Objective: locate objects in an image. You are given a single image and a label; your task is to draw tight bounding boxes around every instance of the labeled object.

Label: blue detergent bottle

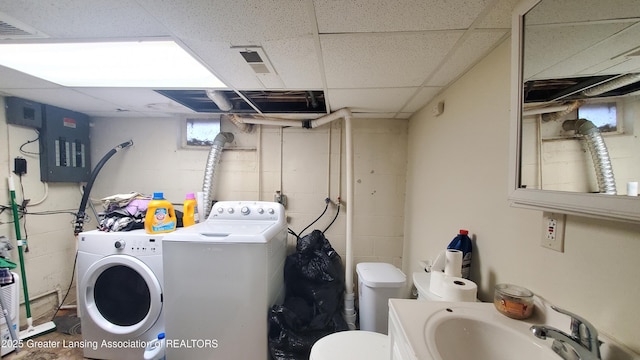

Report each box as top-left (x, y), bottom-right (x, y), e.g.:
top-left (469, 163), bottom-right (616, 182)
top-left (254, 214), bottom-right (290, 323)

top-left (447, 229), bottom-right (472, 279)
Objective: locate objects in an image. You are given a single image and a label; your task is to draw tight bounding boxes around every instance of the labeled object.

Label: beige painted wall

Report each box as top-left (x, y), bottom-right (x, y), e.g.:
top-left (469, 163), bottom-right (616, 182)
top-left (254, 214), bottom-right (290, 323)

top-left (403, 38), bottom-right (640, 353)
top-left (0, 97), bottom-right (79, 324)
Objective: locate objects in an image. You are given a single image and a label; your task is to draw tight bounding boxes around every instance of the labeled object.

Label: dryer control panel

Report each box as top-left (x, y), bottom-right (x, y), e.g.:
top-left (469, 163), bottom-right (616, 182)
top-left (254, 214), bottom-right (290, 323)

top-left (78, 230), bottom-right (163, 256)
top-left (114, 237), bottom-right (162, 255)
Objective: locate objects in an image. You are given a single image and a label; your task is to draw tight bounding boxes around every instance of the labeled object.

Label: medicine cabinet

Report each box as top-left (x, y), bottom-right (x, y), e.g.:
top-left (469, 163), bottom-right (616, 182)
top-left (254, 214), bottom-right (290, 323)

top-left (509, 0), bottom-right (640, 222)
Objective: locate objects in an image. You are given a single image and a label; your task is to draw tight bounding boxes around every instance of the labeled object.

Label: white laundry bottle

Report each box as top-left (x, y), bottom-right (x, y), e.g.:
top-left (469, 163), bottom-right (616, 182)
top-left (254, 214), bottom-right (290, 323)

top-left (144, 332), bottom-right (166, 360)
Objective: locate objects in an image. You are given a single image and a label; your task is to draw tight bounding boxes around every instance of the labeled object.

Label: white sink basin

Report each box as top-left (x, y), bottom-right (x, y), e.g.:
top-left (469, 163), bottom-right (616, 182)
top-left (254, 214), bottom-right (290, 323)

top-left (388, 299), bottom-right (640, 360)
top-left (424, 305), bottom-right (557, 360)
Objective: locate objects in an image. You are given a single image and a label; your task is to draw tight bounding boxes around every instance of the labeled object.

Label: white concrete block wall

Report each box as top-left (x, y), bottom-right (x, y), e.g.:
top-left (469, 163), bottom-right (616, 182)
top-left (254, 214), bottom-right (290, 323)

top-left (0, 97), bottom-right (80, 325)
top-left (89, 115), bottom-right (408, 271)
top-left (2, 101), bottom-right (408, 322)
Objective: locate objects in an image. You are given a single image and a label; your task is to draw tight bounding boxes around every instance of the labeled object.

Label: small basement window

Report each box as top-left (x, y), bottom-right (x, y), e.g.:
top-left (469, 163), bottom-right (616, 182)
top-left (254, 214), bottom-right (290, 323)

top-left (577, 102), bottom-right (619, 133)
top-left (183, 117), bottom-right (221, 147)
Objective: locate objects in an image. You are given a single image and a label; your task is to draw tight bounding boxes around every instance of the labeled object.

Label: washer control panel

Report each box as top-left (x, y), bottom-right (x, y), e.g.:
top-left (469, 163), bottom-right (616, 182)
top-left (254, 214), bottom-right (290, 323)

top-left (209, 201), bottom-right (283, 221)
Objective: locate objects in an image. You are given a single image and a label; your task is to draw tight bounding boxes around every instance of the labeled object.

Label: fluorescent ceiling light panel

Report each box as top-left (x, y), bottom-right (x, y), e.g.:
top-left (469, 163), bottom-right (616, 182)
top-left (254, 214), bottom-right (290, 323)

top-left (0, 40), bottom-right (227, 88)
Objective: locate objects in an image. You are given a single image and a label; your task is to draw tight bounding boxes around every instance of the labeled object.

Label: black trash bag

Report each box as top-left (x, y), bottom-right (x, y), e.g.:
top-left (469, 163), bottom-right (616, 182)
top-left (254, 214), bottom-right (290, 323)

top-left (294, 230), bottom-right (342, 282)
top-left (269, 230), bottom-right (349, 360)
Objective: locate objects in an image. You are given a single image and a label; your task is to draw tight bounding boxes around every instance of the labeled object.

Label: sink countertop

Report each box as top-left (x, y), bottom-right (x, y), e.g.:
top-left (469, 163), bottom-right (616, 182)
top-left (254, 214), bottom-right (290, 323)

top-left (388, 298), bottom-right (640, 360)
top-left (388, 299), bottom-right (549, 360)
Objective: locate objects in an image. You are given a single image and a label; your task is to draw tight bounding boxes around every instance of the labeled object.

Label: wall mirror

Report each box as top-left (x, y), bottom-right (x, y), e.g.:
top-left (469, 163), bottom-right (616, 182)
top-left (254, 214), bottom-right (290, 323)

top-left (509, 0), bottom-right (640, 222)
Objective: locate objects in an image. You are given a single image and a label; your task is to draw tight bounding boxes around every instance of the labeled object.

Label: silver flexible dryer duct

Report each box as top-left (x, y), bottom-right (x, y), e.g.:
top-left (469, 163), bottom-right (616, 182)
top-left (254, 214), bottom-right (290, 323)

top-left (562, 119), bottom-right (617, 195)
top-left (202, 132), bottom-right (235, 218)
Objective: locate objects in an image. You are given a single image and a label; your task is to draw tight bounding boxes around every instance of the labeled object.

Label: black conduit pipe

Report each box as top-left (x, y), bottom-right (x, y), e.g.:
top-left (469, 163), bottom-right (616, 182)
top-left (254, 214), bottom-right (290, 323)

top-left (74, 140), bottom-right (134, 235)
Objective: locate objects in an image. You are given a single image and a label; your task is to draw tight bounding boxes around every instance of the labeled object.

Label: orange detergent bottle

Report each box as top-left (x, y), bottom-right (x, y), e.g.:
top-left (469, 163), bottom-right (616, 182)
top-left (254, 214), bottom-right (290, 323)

top-left (144, 192), bottom-right (177, 234)
top-left (182, 193), bottom-right (198, 227)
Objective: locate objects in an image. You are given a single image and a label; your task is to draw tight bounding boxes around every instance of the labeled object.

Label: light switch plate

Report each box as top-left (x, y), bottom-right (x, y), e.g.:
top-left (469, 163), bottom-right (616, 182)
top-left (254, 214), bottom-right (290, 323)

top-left (541, 212), bottom-right (565, 252)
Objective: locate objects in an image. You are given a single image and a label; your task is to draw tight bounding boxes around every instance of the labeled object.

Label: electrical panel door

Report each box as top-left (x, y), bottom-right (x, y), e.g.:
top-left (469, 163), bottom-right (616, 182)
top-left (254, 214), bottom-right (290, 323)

top-left (39, 105), bottom-right (91, 182)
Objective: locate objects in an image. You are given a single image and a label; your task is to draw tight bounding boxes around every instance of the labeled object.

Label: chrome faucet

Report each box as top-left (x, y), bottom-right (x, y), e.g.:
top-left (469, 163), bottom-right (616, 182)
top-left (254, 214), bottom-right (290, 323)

top-left (530, 306), bottom-right (601, 360)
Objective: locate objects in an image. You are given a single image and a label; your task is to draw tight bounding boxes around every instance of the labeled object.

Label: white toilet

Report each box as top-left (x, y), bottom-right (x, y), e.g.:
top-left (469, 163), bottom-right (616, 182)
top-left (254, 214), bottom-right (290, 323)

top-left (309, 330), bottom-right (389, 360)
top-left (413, 270), bottom-right (479, 302)
top-left (310, 267), bottom-right (479, 360)
top-left (413, 270), bottom-right (444, 300)
top-left (310, 262), bottom-right (406, 360)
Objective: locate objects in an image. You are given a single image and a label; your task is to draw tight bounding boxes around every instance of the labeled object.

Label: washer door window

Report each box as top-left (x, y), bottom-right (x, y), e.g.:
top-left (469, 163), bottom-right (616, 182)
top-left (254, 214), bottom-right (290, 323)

top-left (81, 255), bottom-right (162, 336)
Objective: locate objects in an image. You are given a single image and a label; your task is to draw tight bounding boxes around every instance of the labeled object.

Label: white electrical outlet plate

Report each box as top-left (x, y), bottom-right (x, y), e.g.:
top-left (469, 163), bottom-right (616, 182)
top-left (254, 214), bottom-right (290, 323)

top-left (541, 212), bottom-right (565, 252)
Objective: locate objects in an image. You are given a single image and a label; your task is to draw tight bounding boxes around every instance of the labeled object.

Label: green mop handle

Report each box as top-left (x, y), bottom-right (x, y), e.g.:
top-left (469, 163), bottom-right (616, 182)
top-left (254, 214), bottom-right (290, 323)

top-left (8, 175), bottom-right (31, 319)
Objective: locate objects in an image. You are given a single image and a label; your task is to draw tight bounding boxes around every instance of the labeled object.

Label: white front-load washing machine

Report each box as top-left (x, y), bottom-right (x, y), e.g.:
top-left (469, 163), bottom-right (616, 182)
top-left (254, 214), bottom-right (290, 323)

top-left (77, 229), bottom-right (164, 360)
top-left (162, 201), bottom-right (288, 360)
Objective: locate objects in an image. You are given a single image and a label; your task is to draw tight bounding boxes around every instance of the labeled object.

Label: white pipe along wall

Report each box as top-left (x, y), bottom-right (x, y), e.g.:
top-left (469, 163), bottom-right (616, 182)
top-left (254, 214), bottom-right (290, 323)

top-left (230, 108), bottom-right (357, 329)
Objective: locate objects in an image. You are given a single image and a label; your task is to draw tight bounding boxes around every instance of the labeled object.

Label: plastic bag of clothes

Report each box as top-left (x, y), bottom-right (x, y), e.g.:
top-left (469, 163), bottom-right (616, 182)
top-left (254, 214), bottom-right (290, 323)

top-left (268, 230), bottom-right (348, 360)
top-left (98, 192), bottom-right (149, 231)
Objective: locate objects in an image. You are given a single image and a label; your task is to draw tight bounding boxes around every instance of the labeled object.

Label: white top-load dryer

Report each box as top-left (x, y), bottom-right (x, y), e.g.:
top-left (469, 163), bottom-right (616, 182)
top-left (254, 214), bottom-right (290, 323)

top-left (161, 201), bottom-right (288, 360)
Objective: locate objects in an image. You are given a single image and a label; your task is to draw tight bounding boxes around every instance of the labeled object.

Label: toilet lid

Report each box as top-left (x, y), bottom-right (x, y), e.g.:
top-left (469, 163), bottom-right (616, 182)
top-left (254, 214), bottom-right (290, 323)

top-left (310, 331), bottom-right (389, 360)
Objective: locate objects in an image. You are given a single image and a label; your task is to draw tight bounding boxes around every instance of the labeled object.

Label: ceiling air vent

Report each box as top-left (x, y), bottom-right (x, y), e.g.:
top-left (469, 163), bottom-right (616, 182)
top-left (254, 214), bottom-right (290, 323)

top-left (236, 46), bottom-right (274, 74)
top-left (232, 46), bottom-right (284, 88)
top-left (0, 13), bottom-right (48, 39)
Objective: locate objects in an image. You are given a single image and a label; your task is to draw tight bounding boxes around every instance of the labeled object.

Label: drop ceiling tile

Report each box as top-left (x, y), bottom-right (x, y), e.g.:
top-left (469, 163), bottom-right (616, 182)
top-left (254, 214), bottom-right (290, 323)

top-left (4, 88), bottom-right (125, 114)
top-left (595, 58), bottom-right (640, 75)
top-left (0, 0), bottom-right (168, 38)
top-left (327, 88), bottom-right (417, 113)
top-left (180, 39), bottom-right (266, 89)
top-left (524, 22), bottom-right (631, 80)
top-left (525, 0), bottom-right (640, 25)
top-left (580, 57), bottom-right (640, 76)
top-left (73, 88), bottom-right (195, 113)
top-left (0, 65), bottom-right (60, 89)
top-left (536, 22), bottom-right (640, 78)
top-left (261, 37), bottom-right (323, 89)
top-left (476, 0), bottom-right (520, 29)
top-left (321, 31), bottom-right (463, 88)
top-left (427, 30), bottom-right (507, 86)
top-left (136, 0), bottom-right (313, 43)
top-left (402, 87), bottom-right (442, 113)
top-left (313, 0), bottom-right (488, 33)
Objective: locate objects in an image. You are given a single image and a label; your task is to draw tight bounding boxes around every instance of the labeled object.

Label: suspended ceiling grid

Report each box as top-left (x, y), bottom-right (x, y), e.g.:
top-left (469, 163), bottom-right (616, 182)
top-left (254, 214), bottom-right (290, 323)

top-left (0, 0), bottom-right (518, 118)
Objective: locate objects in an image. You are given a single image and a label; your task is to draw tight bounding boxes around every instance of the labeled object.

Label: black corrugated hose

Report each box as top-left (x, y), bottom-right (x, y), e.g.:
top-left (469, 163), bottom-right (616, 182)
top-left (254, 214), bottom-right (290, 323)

top-left (74, 140), bottom-right (133, 235)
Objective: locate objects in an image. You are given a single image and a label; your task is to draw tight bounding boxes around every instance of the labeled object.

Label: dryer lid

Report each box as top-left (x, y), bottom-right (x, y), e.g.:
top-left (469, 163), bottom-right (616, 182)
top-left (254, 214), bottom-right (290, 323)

top-left (163, 219), bottom-right (285, 243)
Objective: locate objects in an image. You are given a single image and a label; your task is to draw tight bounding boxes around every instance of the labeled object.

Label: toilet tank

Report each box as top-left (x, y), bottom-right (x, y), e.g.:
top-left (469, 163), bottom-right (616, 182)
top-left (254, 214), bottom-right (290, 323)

top-left (413, 271), bottom-right (443, 301)
top-left (356, 262), bottom-right (406, 334)
top-left (412, 271), bottom-right (478, 302)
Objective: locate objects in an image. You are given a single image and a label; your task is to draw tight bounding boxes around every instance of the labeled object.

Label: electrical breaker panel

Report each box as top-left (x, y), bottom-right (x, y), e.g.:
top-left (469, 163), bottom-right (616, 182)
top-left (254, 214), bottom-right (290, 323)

top-left (5, 97), bottom-right (43, 129)
top-left (39, 105), bottom-right (91, 182)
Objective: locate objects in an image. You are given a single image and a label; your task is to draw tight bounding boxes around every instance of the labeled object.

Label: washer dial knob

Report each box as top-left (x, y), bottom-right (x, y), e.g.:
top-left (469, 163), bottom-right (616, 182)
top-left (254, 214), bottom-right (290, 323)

top-left (114, 240), bottom-right (126, 250)
top-left (241, 206), bottom-right (250, 215)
